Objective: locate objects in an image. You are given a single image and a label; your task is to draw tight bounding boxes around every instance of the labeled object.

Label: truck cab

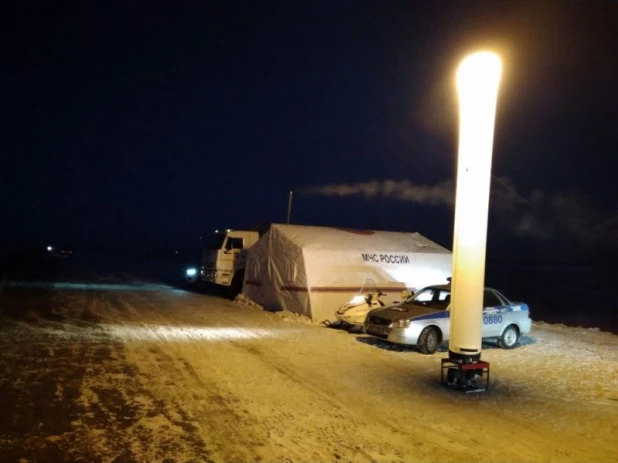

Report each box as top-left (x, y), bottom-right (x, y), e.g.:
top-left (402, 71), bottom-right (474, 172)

top-left (198, 229), bottom-right (260, 291)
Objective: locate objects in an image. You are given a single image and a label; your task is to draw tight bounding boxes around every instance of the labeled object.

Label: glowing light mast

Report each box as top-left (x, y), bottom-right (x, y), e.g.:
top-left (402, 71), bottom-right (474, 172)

top-left (447, 52), bottom-right (502, 385)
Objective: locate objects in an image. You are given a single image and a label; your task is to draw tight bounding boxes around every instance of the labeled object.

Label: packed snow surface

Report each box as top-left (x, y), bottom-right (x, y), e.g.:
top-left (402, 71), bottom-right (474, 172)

top-left (0, 261), bottom-right (617, 462)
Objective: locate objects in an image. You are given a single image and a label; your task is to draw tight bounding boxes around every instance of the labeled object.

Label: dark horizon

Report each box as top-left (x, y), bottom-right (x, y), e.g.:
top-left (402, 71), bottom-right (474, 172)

top-left (4, 1), bottom-right (618, 262)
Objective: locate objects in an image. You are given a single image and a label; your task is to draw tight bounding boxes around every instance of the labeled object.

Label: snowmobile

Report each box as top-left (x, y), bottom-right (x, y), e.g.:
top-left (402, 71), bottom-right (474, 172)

top-left (334, 290), bottom-right (388, 329)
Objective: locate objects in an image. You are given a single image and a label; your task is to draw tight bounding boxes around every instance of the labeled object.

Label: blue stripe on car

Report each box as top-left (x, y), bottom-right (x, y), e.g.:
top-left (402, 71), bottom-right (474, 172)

top-left (413, 312), bottom-right (450, 321)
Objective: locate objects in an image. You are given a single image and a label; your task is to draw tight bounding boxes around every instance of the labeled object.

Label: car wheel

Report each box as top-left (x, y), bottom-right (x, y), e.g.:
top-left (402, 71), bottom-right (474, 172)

top-left (418, 326), bottom-right (440, 355)
top-left (498, 325), bottom-right (520, 349)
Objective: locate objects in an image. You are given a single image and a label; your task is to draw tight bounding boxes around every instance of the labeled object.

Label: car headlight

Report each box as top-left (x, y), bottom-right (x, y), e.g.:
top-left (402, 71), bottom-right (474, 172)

top-left (186, 267), bottom-right (197, 277)
top-left (391, 319), bottom-right (411, 329)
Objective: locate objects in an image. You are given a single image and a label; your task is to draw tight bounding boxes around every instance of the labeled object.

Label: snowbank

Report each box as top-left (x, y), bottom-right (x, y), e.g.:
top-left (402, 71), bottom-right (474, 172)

top-left (234, 293), bottom-right (315, 325)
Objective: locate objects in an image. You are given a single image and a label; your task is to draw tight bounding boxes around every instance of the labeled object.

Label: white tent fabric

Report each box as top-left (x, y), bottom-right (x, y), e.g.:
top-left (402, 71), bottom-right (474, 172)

top-left (243, 224), bottom-right (452, 322)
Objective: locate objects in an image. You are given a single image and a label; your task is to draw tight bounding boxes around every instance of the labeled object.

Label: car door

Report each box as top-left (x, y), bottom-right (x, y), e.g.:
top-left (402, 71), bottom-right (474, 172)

top-left (482, 289), bottom-right (507, 337)
top-left (493, 289), bottom-right (521, 329)
top-left (435, 288), bottom-right (452, 337)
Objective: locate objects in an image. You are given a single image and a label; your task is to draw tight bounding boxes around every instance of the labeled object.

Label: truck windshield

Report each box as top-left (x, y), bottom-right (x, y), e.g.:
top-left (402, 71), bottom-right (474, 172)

top-left (203, 233), bottom-right (226, 250)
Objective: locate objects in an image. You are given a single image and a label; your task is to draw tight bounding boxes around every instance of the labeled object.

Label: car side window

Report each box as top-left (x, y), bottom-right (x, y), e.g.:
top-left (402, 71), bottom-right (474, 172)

top-left (436, 290), bottom-right (451, 309)
top-left (483, 290), bottom-right (503, 308)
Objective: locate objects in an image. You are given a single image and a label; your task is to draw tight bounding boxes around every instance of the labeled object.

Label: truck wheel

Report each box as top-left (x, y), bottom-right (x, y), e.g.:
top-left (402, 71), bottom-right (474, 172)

top-left (498, 325), bottom-right (519, 349)
top-left (417, 327), bottom-right (440, 355)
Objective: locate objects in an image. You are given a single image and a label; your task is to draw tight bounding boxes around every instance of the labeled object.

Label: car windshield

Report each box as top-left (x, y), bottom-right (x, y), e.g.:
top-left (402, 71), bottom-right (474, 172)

top-left (408, 287), bottom-right (451, 310)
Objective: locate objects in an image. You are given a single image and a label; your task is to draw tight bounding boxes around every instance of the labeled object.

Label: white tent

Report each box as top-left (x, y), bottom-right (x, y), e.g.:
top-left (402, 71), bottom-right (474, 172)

top-left (242, 224), bottom-right (452, 322)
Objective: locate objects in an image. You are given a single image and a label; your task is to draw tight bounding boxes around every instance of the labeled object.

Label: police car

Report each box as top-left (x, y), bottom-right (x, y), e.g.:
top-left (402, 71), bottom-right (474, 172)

top-left (364, 284), bottom-right (531, 354)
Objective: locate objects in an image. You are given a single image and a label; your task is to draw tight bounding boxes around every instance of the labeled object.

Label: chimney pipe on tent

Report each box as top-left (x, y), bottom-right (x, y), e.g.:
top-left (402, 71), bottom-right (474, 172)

top-left (286, 191), bottom-right (293, 224)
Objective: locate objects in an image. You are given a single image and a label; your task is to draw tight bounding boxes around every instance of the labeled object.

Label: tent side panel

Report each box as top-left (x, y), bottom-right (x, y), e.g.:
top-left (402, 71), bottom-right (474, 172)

top-left (303, 249), bottom-right (406, 322)
top-left (268, 227), bottom-right (310, 315)
top-left (245, 225), bottom-right (452, 321)
top-left (242, 234), bottom-right (270, 307)
top-left (243, 226), bottom-right (310, 315)
top-left (410, 253), bottom-right (453, 290)
top-left (302, 249), bottom-right (452, 322)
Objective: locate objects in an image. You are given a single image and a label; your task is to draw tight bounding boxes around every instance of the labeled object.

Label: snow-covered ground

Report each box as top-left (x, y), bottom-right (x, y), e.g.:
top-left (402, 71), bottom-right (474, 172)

top-left (0, 256), bottom-right (617, 462)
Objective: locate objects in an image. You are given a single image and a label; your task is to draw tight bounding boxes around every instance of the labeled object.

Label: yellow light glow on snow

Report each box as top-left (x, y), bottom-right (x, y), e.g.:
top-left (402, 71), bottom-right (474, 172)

top-left (38, 324), bottom-right (294, 343)
top-left (105, 325), bottom-right (286, 342)
top-left (450, 52), bottom-right (502, 357)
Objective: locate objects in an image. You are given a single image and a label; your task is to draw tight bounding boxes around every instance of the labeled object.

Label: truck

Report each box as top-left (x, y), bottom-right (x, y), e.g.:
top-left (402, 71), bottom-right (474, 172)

top-left (184, 228), bottom-right (263, 294)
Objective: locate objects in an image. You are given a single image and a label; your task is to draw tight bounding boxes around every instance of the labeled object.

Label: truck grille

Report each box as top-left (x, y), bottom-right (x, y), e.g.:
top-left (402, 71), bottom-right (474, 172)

top-left (202, 262), bottom-right (215, 271)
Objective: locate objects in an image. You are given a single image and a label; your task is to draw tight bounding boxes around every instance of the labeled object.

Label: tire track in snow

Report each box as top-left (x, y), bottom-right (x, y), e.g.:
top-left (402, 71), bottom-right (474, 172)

top-left (0, 285), bottom-right (217, 462)
top-left (223, 339), bottom-right (484, 463)
top-left (97, 290), bottom-right (324, 461)
top-left (108, 290), bottom-right (471, 462)
top-left (101, 290), bottom-right (307, 462)
top-left (84, 291), bottom-right (217, 462)
top-left (136, 344), bottom-right (267, 463)
top-left (228, 341), bottom-right (396, 462)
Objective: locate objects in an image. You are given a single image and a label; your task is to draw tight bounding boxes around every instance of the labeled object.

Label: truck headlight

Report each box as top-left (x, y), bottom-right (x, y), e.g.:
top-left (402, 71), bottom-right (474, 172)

top-left (186, 267), bottom-right (197, 277)
top-left (392, 319), bottom-right (411, 329)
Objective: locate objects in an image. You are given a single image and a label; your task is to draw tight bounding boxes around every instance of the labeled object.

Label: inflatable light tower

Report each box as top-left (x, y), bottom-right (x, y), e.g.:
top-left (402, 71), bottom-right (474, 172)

top-left (442, 52), bottom-right (502, 392)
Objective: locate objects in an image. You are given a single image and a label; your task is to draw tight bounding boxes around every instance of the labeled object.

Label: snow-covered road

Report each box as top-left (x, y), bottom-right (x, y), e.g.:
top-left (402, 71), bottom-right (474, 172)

top-left (0, 255), bottom-right (616, 462)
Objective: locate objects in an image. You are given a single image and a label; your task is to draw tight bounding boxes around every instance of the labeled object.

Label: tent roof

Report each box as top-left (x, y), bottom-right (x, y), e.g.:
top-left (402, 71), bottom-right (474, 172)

top-left (270, 224), bottom-right (450, 253)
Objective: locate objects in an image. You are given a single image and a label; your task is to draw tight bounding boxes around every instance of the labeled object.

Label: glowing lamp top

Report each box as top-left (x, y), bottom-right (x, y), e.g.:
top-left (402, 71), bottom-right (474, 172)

top-left (456, 52), bottom-right (502, 93)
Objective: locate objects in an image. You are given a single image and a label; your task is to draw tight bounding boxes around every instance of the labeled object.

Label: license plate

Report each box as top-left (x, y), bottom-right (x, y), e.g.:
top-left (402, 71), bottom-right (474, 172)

top-left (368, 325), bottom-right (389, 336)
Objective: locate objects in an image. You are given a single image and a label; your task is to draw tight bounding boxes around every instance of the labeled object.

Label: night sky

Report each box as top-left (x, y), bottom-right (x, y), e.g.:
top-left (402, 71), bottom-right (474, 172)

top-left (4, 1), bottom-right (618, 261)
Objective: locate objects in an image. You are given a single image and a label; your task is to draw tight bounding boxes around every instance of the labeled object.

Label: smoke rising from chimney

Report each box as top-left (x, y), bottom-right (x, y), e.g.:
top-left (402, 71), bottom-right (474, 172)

top-left (298, 178), bottom-right (618, 249)
top-left (300, 180), bottom-right (455, 206)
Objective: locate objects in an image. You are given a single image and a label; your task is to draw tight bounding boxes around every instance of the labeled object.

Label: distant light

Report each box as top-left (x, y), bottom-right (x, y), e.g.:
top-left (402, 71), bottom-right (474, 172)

top-left (226, 229), bottom-right (232, 232)
top-left (186, 267), bottom-right (197, 277)
top-left (175, 250), bottom-right (179, 254)
top-left (47, 246), bottom-right (53, 252)
top-left (215, 229), bottom-right (219, 233)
